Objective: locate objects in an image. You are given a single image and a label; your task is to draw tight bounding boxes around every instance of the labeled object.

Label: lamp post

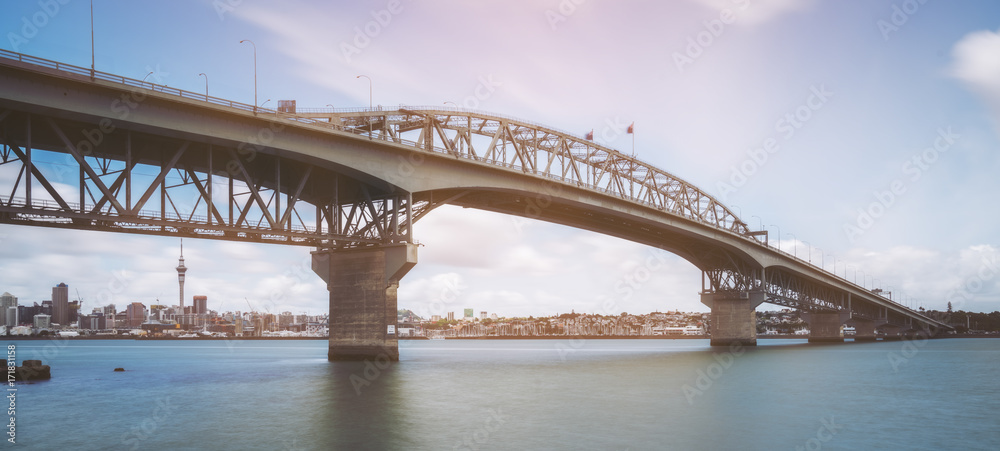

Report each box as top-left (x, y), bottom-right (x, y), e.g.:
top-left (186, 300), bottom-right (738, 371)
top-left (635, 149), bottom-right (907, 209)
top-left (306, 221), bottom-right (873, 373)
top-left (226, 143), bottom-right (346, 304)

top-left (731, 204), bottom-right (742, 219)
top-left (198, 73), bottom-right (208, 101)
top-left (802, 241), bottom-right (811, 264)
top-left (444, 101), bottom-right (458, 108)
top-left (90, 0), bottom-right (95, 80)
top-left (858, 269), bottom-right (866, 288)
top-left (260, 99), bottom-right (271, 109)
top-left (787, 233), bottom-right (796, 259)
top-left (770, 224), bottom-right (781, 252)
top-left (356, 75), bottom-right (372, 138)
top-left (239, 39), bottom-right (257, 114)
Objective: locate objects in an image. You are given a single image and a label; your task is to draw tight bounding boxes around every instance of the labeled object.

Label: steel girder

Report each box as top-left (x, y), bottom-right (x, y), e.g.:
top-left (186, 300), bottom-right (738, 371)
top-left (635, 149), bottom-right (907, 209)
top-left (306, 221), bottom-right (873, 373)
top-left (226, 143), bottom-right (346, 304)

top-left (306, 108), bottom-right (756, 240)
top-left (0, 111), bottom-right (412, 248)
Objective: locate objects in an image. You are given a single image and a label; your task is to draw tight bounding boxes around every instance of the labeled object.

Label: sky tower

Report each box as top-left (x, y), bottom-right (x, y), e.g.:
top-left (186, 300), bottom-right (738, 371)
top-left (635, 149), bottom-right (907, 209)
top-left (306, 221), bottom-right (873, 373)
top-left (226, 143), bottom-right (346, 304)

top-left (177, 239), bottom-right (187, 312)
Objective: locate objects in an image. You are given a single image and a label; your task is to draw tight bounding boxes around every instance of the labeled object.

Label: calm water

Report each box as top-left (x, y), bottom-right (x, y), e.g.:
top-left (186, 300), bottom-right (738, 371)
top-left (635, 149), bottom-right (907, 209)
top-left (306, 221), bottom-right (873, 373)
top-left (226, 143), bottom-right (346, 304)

top-left (2, 337), bottom-right (999, 450)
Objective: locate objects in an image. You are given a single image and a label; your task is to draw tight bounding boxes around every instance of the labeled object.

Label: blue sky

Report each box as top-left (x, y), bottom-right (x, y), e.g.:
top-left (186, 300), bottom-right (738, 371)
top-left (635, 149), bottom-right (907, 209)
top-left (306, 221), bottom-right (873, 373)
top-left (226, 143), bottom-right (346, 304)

top-left (1, 0), bottom-right (999, 318)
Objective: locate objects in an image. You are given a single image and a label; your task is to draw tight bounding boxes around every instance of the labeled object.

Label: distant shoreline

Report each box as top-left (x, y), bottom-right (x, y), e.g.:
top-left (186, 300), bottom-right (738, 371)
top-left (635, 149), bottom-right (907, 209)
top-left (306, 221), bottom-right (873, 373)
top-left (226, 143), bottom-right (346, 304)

top-left (0, 333), bottom-right (996, 341)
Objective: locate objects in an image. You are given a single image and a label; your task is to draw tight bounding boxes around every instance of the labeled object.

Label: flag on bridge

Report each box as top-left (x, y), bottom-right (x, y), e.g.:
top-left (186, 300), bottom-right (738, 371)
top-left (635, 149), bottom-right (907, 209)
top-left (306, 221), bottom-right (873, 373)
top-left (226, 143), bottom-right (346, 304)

top-left (627, 122), bottom-right (634, 134)
top-left (585, 129), bottom-right (594, 140)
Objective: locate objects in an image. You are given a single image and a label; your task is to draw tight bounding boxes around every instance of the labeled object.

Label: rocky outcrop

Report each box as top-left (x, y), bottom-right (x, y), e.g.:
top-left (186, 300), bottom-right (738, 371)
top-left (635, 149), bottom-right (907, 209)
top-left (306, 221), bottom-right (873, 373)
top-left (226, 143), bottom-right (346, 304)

top-left (3, 359), bottom-right (51, 381)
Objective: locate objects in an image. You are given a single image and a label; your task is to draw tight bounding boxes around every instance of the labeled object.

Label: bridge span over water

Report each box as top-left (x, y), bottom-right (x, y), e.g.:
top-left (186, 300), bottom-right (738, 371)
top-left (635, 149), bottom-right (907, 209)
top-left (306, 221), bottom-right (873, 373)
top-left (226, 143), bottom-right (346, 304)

top-left (0, 50), bottom-right (949, 360)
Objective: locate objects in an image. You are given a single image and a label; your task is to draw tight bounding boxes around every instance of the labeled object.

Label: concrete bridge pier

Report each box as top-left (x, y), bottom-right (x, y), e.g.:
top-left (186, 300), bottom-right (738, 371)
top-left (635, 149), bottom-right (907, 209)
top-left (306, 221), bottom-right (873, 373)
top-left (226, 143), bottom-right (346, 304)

top-left (801, 311), bottom-right (851, 343)
top-left (847, 319), bottom-right (884, 342)
top-left (701, 291), bottom-right (765, 347)
top-left (879, 324), bottom-right (902, 341)
top-left (312, 243), bottom-right (418, 361)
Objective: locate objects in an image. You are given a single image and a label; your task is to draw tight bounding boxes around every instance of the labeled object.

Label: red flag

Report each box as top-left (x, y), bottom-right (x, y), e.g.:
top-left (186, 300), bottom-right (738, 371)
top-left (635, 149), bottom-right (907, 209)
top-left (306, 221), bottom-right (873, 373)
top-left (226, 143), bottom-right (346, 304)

top-left (627, 122), bottom-right (634, 134)
top-left (585, 129), bottom-right (593, 140)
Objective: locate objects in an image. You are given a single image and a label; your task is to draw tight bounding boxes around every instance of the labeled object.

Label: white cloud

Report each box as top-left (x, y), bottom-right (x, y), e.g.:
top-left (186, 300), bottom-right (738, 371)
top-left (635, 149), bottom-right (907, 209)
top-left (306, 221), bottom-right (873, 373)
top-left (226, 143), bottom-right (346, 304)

top-left (951, 28), bottom-right (1000, 134)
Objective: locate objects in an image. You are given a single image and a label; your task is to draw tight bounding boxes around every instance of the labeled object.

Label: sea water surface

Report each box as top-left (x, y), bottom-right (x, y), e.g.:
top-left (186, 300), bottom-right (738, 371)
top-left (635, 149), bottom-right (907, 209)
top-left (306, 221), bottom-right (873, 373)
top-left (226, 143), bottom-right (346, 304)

top-left (3, 337), bottom-right (999, 450)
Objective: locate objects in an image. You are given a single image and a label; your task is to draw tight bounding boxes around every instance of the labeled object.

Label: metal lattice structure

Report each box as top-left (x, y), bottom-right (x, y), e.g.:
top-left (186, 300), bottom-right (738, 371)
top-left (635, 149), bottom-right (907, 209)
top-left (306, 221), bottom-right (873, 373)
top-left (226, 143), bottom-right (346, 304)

top-left (306, 107), bottom-right (758, 240)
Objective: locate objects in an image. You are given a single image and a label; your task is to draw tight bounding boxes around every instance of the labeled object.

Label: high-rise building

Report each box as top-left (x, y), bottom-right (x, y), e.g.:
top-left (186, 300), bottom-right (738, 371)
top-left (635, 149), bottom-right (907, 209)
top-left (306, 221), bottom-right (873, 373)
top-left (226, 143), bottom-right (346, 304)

top-left (447, 312), bottom-right (455, 321)
top-left (176, 240), bottom-right (187, 312)
top-left (0, 292), bottom-right (17, 326)
top-left (193, 295), bottom-right (208, 315)
top-left (463, 308), bottom-right (474, 321)
top-left (480, 311), bottom-right (487, 320)
top-left (126, 302), bottom-right (146, 328)
top-left (103, 304), bottom-right (117, 329)
top-left (5, 306), bottom-right (17, 328)
top-left (52, 283), bottom-right (69, 326)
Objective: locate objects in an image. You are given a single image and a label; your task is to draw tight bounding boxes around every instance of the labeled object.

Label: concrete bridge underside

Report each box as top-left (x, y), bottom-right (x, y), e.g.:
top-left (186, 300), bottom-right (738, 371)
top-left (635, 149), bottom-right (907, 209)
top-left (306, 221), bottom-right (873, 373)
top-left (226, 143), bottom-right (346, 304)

top-left (0, 51), bottom-right (950, 360)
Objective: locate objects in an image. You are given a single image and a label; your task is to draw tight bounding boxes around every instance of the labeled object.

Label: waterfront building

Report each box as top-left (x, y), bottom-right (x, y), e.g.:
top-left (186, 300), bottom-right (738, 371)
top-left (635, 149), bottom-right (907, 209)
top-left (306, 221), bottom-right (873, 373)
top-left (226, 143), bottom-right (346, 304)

top-left (126, 302), bottom-right (147, 328)
top-left (33, 314), bottom-right (50, 329)
top-left (193, 295), bottom-right (208, 314)
top-left (0, 292), bottom-right (17, 326)
top-left (52, 283), bottom-right (69, 325)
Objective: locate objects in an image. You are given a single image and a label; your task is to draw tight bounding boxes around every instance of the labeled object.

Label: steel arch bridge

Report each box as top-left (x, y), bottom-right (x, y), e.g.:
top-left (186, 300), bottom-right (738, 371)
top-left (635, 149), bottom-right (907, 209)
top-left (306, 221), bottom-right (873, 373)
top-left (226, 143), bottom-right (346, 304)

top-left (0, 50), bottom-right (949, 358)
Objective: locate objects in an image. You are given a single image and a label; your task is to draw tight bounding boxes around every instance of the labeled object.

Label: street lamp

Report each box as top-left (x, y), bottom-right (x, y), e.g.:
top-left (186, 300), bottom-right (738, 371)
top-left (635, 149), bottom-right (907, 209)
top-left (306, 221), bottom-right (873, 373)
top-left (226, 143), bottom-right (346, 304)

top-left (356, 75), bottom-right (373, 138)
top-left (444, 101), bottom-right (458, 108)
top-left (802, 241), bottom-right (811, 264)
top-left (141, 71), bottom-right (154, 84)
top-left (858, 269), bottom-right (866, 288)
top-left (787, 233), bottom-right (796, 259)
top-left (239, 39), bottom-right (257, 114)
top-left (260, 99), bottom-right (271, 109)
top-left (198, 73), bottom-right (208, 101)
top-left (847, 264), bottom-right (857, 284)
top-left (731, 204), bottom-right (742, 219)
top-left (770, 224), bottom-right (781, 251)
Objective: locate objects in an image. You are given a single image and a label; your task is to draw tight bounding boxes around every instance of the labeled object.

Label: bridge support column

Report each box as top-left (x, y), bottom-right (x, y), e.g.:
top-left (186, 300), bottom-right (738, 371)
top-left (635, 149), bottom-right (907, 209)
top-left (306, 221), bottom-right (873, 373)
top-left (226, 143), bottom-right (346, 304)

top-left (879, 324), bottom-right (902, 341)
top-left (848, 319), bottom-right (881, 342)
top-left (312, 244), bottom-right (418, 361)
top-left (801, 312), bottom-right (850, 343)
top-left (701, 291), bottom-right (764, 347)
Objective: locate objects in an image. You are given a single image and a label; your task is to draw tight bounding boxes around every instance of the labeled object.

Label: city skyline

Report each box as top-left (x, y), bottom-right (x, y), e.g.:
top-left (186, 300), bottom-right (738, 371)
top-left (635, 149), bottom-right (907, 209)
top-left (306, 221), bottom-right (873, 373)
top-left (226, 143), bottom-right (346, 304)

top-left (1, 1), bottom-right (999, 318)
